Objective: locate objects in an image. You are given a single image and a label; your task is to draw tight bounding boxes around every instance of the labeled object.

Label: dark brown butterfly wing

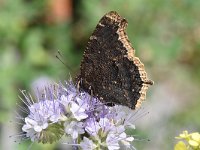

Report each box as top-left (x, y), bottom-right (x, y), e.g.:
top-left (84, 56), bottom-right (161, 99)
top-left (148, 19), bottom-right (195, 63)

top-left (77, 11), bottom-right (153, 109)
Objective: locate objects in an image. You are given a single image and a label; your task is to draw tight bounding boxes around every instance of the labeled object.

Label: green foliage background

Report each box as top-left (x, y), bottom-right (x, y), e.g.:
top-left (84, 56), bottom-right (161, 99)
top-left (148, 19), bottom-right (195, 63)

top-left (0, 0), bottom-right (200, 149)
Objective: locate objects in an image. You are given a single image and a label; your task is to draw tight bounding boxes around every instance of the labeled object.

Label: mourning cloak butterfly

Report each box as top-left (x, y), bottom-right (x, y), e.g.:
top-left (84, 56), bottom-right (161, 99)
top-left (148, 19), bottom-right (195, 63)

top-left (77, 11), bottom-right (153, 109)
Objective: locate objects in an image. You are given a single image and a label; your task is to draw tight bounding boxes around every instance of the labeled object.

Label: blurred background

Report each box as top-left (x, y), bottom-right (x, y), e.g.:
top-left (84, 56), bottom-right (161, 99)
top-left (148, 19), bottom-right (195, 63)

top-left (0, 0), bottom-right (200, 149)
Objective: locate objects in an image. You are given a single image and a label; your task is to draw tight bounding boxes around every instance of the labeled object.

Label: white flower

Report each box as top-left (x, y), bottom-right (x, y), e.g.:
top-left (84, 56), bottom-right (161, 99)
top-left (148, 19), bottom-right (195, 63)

top-left (106, 133), bottom-right (120, 150)
top-left (76, 97), bottom-right (90, 110)
top-left (80, 137), bottom-right (97, 150)
top-left (60, 94), bottom-right (74, 106)
top-left (22, 117), bottom-right (48, 142)
top-left (106, 125), bottom-right (134, 150)
top-left (70, 101), bottom-right (88, 121)
top-left (120, 136), bottom-right (134, 149)
top-left (85, 119), bottom-right (100, 136)
top-left (99, 117), bottom-right (114, 133)
top-left (64, 121), bottom-right (85, 139)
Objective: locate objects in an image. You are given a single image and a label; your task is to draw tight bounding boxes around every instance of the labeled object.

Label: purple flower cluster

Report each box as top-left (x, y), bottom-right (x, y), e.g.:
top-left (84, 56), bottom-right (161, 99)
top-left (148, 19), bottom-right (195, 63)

top-left (19, 81), bottom-right (136, 149)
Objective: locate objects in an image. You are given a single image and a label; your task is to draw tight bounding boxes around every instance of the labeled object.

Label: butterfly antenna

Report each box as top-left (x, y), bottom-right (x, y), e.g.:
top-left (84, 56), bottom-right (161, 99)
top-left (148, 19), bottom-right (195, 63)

top-left (56, 50), bottom-right (73, 72)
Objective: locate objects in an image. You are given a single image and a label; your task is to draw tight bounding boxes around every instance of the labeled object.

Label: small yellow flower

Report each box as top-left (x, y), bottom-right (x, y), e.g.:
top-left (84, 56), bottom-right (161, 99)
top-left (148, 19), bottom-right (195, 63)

top-left (189, 132), bottom-right (200, 148)
top-left (191, 132), bottom-right (200, 143)
top-left (176, 130), bottom-right (190, 141)
top-left (188, 140), bottom-right (199, 148)
top-left (174, 141), bottom-right (187, 150)
top-left (175, 131), bottom-right (200, 150)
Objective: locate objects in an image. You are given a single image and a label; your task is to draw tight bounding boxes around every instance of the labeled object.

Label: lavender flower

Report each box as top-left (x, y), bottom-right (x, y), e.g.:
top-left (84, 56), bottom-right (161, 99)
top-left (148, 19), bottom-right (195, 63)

top-left (21, 96), bottom-right (65, 143)
top-left (18, 81), bottom-right (137, 149)
top-left (83, 117), bottom-right (134, 150)
top-left (64, 121), bottom-right (85, 139)
top-left (70, 101), bottom-right (88, 121)
top-left (80, 137), bottom-right (97, 150)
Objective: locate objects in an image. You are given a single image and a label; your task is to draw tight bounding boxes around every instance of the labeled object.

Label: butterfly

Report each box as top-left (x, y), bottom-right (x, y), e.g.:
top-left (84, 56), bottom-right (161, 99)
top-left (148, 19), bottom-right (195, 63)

top-left (77, 11), bottom-right (153, 109)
